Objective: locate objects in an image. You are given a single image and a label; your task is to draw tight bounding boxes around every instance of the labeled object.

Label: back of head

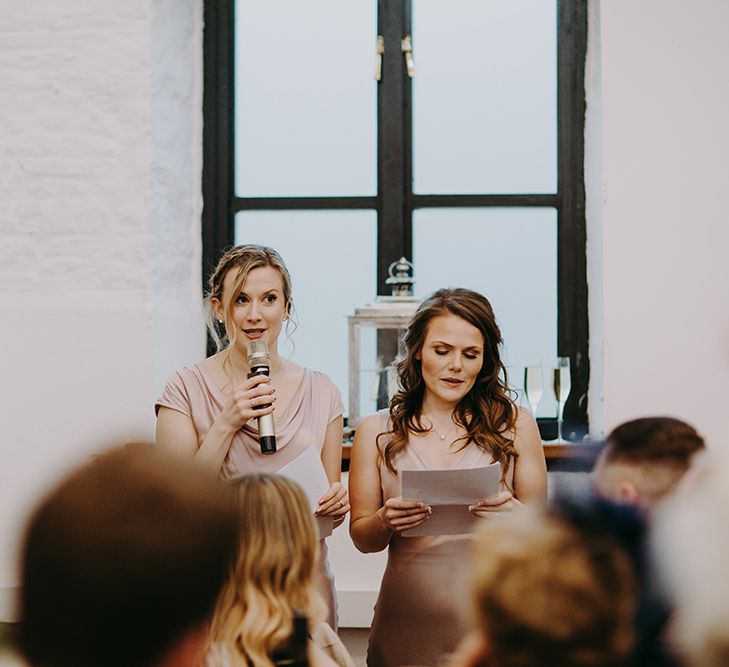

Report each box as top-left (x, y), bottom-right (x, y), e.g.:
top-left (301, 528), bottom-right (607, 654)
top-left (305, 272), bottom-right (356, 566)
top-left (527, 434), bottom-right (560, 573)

top-left (19, 447), bottom-right (238, 667)
top-left (593, 417), bottom-right (705, 506)
top-left (470, 509), bottom-right (636, 667)
top-left (211, 474), bottom-right (324, 667)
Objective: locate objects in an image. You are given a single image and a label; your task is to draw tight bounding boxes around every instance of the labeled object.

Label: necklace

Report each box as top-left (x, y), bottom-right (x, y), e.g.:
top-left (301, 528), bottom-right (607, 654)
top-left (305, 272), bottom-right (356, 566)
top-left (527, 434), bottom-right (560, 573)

top-left (424, 413), bottom-right (457, 442)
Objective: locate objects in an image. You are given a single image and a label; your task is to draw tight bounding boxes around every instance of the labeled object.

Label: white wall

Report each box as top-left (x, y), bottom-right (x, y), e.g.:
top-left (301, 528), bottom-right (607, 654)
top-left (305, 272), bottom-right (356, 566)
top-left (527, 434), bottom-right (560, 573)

top-left (0, 0), bottom-right (204, 618)
top-left (588, 0), bottom-right (729, 447)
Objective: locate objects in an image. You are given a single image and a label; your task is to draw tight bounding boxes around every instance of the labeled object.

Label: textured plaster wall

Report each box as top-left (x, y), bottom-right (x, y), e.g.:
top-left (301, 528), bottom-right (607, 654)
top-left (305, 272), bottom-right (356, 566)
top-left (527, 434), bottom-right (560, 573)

top-left (0, 0), bottom-right (204, 618)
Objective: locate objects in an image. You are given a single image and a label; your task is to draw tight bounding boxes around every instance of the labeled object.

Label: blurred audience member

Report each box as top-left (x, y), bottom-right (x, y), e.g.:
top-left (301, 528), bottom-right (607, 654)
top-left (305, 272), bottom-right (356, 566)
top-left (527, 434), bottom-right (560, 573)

top-left (18, 447), bottom-right (238, 667)
top-left (452, 505), bottom-right (636, 667)
top-left (592, 417), bottom-right (705, 510)
top-left (653, 450), bottom-right (729, 667)
top-left (209, 474), bottom-right (353, 667)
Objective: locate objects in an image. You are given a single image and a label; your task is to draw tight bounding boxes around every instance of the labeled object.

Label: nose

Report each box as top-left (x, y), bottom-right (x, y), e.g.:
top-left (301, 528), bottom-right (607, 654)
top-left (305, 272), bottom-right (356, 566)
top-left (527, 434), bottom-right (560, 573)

top-left (246, 300), bottom-right (262, 322)
top-left (448, 352), bottom-right (463, 372)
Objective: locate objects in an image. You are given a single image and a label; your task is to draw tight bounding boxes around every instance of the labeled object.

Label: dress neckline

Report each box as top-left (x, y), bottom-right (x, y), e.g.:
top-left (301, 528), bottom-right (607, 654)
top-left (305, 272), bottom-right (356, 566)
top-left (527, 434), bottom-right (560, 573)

top-left (194, 362), bottom-right (309, 425)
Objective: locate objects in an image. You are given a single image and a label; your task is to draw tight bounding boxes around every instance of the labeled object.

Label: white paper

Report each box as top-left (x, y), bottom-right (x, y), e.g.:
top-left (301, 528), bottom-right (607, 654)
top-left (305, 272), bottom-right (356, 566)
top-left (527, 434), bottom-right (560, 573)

top-left (401, 462), bottom-right (501, 537)
top-left (276, 444), bottom-right (334, 538)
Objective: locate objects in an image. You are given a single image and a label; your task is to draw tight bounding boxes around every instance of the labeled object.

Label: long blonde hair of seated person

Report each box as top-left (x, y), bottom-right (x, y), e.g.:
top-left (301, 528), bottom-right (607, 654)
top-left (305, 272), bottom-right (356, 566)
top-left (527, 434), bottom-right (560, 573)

top-left (210, 474), bottom-right (327, 667)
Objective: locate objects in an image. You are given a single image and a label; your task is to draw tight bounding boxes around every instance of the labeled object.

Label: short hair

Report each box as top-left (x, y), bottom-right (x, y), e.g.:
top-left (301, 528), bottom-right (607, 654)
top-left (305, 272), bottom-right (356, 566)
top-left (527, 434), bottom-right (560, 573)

top-left (471, 509), bottom-right (636, 667)
top-left (604, 417), bottom-right (705, 468)
top-left (595, 417), bottom-right (705, 504)
top-left (19, 447), bottom-right (239, 667)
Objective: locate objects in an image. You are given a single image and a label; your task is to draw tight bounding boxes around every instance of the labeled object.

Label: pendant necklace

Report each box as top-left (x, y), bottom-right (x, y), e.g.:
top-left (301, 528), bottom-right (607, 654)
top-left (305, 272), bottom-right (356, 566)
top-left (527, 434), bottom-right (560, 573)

top-left (424, 413), bottom-right (457, 442)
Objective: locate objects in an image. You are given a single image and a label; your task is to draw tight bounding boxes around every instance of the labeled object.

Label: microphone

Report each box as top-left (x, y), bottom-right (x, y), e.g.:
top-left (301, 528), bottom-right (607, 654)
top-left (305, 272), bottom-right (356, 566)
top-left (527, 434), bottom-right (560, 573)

top-left (247, 339), bottom-right (276, 455)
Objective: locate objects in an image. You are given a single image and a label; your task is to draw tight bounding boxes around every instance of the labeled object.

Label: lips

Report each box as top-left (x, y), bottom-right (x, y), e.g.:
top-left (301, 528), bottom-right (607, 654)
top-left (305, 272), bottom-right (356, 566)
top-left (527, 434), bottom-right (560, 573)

top-left (441, 377), bottom-right (464, 387)
top-left (243, 328), bottom-right (266, 338)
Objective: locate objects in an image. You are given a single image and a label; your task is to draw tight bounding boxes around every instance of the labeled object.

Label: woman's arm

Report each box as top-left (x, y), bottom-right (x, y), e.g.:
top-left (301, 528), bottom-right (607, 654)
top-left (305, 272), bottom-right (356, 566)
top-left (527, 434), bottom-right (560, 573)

top-left (349, 413), bottom-right (430, 553)
top-left (469, 406), bottom-right (547, 515)
top-left (511, 406), bottom-right (548, 505)
top-left (316, 415), bottom-right (349, 519)
top-left (156, 373), bottom-right (275, 474)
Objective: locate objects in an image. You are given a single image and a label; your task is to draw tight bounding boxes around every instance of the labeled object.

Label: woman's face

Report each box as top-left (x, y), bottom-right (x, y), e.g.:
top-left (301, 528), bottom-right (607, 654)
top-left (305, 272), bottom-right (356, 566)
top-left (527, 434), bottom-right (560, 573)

top-left (216, 265), bottom-right (288, 355)
top-left (416, 313), bottom-right (485, 408)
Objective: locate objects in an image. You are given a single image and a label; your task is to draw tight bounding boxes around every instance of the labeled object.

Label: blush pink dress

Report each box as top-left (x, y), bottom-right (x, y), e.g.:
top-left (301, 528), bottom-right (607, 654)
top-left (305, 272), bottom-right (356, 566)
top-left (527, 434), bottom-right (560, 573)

top-left (367, 412), bottom-right (514, 667)
top-left (155, 363), bottom-right (344, 628)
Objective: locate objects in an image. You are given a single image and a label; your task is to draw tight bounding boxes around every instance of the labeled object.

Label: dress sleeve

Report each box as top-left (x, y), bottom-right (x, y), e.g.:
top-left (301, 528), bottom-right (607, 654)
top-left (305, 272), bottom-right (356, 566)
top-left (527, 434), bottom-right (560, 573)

top-left (326, 374), bottom-right (344, 424)
top-left (154, 369), bottom-right (193, 417)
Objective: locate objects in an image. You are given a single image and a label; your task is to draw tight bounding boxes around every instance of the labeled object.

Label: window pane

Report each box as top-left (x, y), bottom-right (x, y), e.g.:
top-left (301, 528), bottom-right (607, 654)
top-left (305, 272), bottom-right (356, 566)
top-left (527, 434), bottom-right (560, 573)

top-left (235, 210), bottom-right (377, 418)
top-left (412, 0), bottom-right (557, 195)
top-left (413, 208), bottom-right (557, 417)
top-left (235, 1), bottom-right (377, 197)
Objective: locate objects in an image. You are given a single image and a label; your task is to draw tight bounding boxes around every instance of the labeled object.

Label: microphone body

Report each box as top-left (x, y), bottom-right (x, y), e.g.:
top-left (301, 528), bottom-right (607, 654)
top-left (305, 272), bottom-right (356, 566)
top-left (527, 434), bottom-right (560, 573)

top-left (247, 340), bottom-right (276, 455)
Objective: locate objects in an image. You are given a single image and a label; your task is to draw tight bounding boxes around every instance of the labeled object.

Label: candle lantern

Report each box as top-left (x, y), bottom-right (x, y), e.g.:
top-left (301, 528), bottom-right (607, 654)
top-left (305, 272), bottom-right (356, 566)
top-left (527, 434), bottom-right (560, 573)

top-left (347, 257), bottom-right (421, 428)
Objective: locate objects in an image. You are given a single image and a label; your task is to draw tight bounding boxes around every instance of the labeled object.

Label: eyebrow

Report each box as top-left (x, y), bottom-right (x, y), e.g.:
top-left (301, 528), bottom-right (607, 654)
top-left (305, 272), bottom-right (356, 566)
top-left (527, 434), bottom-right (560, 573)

top-left (238, 287), bottom-right (281, 297)
top-left (431, 340), bottom-right (482, 351)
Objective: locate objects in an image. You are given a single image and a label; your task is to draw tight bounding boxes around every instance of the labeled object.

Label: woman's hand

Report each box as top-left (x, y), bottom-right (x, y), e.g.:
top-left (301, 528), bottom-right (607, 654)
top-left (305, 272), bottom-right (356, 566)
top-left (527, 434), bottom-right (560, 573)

top-left (377, 496), bottom-right (431, 533)
top-left (468, 490), bottom-right (524, 517)
top-left (316, 482), bottom-right (350, 520)
top-left (220, 373), bottom-right (276, 432)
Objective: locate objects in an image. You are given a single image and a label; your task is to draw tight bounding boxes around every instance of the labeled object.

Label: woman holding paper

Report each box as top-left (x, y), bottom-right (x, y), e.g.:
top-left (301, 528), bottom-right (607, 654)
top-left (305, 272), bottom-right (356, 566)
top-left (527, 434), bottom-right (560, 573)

top-left (349, 287), bottom-right (547, 667)
top-left (155, 244), bottom-right (348, 627)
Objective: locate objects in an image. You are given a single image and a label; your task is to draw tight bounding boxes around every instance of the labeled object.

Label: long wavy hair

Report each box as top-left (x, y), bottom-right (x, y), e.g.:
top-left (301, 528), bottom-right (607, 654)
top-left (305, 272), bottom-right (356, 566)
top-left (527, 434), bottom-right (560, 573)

top-left (210, 475), bottom-right (326, 667)
top-left (378, 288), bottom-right (518, 485)
top-left (205, 244), bottom-right (295, 353)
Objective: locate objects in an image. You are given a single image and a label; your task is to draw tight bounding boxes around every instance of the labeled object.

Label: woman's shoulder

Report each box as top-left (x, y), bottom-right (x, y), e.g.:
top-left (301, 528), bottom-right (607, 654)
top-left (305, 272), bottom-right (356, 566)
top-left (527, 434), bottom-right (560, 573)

top-left (512, 405), bottom-right (543, 453)
top-left (356, 410), bottom-right (391, 438)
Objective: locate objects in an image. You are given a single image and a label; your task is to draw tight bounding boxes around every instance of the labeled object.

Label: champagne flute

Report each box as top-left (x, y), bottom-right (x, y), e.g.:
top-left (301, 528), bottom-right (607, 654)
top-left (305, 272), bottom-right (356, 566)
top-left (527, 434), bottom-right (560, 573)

top-left (553, 357), bottom-right (572, 442)
top-left (523, 365), bottom-right (543, 419)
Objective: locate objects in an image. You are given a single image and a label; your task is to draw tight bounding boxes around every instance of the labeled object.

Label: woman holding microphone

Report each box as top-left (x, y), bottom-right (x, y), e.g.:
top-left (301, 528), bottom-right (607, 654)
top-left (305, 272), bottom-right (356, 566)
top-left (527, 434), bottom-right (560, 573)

top-left (155, 244), bottom-right (348, 628)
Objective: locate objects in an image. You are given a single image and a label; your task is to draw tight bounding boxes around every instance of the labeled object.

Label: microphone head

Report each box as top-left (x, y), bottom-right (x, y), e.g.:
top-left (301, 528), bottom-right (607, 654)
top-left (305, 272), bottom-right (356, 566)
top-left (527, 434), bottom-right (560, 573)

top-left (247, 339), bottom-right (270, 367)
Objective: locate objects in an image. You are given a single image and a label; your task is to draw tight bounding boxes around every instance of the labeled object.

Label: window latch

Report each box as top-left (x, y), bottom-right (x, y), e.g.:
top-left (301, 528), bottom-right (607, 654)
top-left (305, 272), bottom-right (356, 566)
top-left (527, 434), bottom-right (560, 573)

top-left (375, 35), bottom-right (385, 81)
top-left (401, 34), bottom-right (415, 78)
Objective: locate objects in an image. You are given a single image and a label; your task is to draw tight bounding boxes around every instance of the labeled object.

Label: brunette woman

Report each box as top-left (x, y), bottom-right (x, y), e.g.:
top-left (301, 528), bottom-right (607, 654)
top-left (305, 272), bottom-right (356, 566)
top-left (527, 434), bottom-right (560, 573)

top-left (349, 288), bottom-right (547, 666)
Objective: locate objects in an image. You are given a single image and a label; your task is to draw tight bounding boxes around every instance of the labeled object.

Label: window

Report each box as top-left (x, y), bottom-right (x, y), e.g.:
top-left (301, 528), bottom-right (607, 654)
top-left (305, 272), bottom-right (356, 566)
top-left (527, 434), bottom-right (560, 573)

top-left (202, 0), bottom-right (588, 431)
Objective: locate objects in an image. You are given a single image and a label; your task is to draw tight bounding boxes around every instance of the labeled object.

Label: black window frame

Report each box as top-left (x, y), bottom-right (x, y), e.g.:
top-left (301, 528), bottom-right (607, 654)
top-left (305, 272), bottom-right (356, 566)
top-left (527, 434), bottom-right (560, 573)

top-left (201, 0), bottom-right (589, 429)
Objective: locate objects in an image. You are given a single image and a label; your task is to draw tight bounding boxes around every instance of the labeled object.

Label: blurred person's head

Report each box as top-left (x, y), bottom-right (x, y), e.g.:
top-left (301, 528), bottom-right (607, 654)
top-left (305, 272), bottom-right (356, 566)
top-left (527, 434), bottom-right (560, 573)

top-left (460, 508), bottom-right (636, 667)
top-left (653, 450), bottom-right (729, 667)
top-left (19, 447), bottom-right (238, 667)
top-left (592, 417), bottom-right (705, 509)
top-left (210, 474), bottom-right (326, 667)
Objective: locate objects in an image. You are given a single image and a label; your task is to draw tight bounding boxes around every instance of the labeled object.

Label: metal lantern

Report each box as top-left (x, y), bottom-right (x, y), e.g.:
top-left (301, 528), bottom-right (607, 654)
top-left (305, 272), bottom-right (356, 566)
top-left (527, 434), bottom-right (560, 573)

top-left (347, 258), bottom-right (421, 428)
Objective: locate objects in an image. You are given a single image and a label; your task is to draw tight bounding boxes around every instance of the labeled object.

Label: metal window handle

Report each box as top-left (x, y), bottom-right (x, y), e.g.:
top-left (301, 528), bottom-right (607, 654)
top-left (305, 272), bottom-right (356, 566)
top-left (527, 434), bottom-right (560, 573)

top-left (401, 34), bottom-right (415, 77)
top-left (375, 35), bottom-right (385, 81)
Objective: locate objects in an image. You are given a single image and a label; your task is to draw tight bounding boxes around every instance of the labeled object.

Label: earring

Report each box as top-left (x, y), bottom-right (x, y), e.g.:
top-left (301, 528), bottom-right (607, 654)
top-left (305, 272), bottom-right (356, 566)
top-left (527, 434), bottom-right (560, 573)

top-left (217, 319), bottom-right (224, 324)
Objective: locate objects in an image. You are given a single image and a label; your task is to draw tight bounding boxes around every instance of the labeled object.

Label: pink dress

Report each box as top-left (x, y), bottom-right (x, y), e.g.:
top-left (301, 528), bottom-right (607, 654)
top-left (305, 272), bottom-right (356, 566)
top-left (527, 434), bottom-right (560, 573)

top-left (367, 413), bottom-right (514, 667)
top-left (155, 364), bottom-right (344, 627)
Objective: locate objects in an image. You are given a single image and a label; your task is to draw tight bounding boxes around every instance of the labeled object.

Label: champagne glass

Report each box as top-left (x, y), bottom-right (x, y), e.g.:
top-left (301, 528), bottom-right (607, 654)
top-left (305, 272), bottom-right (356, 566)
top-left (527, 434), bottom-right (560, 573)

top-left (553, 357), bottom-right (572, 442)
top-left (523, 364), bottom-right (543, 419)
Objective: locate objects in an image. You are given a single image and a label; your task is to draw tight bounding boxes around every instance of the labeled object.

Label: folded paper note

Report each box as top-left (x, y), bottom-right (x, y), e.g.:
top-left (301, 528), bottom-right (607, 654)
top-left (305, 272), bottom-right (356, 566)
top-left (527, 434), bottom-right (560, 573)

top-left (401, 462), bottom-right (501, 537)
top-left (275, 444), bottom-right (334, 539)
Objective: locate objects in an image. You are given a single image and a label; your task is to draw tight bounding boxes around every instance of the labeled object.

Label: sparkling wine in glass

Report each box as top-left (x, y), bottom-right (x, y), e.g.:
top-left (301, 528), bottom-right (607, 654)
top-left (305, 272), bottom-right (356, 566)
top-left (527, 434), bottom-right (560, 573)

top-left (523, 365), bottom-right (543, 419)
top-left (553, 357), bottom-right (572, 442)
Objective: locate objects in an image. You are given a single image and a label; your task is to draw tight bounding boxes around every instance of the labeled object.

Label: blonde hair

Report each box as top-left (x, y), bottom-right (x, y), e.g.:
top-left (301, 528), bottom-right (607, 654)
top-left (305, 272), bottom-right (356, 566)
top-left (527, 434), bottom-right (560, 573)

top-left (471, 510), bottom-right (636, 667)
top-left (210, 475), bottom-right (326, 667)
top-left (205, 244), bottom-right (295, 352)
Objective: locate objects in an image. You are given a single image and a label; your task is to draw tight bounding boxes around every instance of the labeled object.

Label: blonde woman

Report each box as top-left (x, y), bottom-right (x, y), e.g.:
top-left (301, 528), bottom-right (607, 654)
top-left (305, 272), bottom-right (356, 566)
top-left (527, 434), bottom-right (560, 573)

top-left (208, 474), bottom-right (354, 667)
top-left (155, 244), bottom-right (348, 626)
